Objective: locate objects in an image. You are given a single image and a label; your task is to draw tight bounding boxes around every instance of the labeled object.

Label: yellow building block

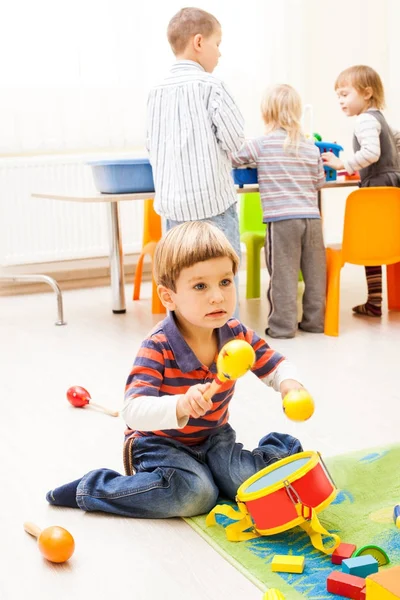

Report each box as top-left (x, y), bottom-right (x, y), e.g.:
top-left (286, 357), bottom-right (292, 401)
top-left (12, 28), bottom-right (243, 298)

top-left (366, 565), bottom-right (400, 599)
top-left (271, 555), bottom-right (305, 574)
top-left (263, 589), bottom-right (285, 600)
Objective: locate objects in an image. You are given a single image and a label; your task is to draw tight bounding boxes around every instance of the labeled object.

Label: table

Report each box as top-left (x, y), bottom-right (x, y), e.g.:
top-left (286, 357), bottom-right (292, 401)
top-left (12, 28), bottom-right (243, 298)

top-left (235, 176), bottom-right (360, 210)
top-left (32, 190), bottom-right (155, 314)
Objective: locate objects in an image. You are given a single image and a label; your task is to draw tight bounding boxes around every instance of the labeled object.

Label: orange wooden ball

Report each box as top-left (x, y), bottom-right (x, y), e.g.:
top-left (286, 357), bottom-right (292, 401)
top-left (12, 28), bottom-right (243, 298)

top-left (38, 526), bottom-right (75, 563)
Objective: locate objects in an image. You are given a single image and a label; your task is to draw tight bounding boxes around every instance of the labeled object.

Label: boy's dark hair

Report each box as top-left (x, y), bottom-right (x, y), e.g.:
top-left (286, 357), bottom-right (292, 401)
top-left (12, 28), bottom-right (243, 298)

top-left (167, 7), bottom-right (220, 55)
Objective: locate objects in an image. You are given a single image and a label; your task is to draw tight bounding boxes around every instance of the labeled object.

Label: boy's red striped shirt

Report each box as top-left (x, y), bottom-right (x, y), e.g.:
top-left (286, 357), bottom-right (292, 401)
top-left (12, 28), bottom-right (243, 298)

top-left (124, 314), bottom-right (284, 445)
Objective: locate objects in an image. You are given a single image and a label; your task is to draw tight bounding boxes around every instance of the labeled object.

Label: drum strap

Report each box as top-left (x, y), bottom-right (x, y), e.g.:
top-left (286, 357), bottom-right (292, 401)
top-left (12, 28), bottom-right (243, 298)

top-left (206, 502), bottom-right (341, 553)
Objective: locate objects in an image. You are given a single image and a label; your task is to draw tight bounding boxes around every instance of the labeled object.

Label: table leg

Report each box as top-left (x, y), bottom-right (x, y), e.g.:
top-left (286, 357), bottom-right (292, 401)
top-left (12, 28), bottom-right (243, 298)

top-left (108, 201), bottom-right (126, 314)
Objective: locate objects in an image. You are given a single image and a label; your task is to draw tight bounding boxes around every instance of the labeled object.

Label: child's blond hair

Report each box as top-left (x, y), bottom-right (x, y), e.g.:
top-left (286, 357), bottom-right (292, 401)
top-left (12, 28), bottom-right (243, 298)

top-left (261, 84), bottom-right (303, 151)
top-left (334, 65), bottom-right (385, 110)
top-left (167, 7), bottom-right (220, 55)
top-left (154, 221), bottom-right (239, 291)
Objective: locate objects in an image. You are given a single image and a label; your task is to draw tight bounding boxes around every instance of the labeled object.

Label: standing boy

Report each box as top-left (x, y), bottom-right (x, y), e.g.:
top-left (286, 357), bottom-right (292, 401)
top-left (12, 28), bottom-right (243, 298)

top-left (147, 7), bottom-right (245, 274)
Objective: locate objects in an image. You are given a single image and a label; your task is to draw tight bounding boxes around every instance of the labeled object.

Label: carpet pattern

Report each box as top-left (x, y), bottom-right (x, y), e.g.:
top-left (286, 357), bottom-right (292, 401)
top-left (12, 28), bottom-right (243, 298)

top-left (185, 445), bottom-right (400, 599)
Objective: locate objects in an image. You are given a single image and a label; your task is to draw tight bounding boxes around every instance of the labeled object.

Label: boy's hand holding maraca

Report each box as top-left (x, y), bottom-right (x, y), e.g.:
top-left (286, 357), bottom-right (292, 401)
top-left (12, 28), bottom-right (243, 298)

top-left (280, 380), bottom-right (315, 422)
top-left (176, 383), bottom-right (213, 420)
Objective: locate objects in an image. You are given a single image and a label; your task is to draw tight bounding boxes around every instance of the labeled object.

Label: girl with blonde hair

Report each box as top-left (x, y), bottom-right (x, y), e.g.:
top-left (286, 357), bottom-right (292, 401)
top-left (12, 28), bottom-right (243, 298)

top-left (323, 65), bottom-right (400, 317)
top-left (232, 84), bottom-right (326, 339)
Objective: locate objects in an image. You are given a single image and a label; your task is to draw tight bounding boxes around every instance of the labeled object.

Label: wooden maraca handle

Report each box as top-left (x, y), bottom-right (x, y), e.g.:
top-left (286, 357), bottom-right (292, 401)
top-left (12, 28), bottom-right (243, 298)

top-left (89, 401), bottom-right (119, 417)
top-left (24, 522), bottom-right (42, 539)
top-left (202, 380), bottom-right (222, 402)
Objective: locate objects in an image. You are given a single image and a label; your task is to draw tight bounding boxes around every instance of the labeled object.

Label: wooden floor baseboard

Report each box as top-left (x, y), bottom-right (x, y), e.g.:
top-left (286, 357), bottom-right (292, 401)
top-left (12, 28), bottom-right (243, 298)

top-left (0, 253), bottom-right (152, 296)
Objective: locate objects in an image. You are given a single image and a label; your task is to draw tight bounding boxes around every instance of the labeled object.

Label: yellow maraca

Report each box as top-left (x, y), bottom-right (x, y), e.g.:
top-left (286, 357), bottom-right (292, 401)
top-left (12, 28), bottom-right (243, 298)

top-left (282, 388), bottom-right (315, 421)
top-left (263, 589), bottom-right (285, 600)
top-left (203, 339), bottom-right (256, 401)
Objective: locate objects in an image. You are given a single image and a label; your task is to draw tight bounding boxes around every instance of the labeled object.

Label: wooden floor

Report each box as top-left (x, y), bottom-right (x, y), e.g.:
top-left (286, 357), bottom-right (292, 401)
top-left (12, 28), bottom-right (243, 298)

top-left (1, 265), bottom-right (400, 600)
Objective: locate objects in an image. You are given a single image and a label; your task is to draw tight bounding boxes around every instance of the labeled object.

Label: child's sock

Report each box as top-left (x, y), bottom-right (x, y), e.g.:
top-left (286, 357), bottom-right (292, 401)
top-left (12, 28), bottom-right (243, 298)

top-left (352, 302), bottom-right (382, 317)
top-left (353, 266), bottom-right (382, 317)
top-left (46, 478), bottom-right (82, 508)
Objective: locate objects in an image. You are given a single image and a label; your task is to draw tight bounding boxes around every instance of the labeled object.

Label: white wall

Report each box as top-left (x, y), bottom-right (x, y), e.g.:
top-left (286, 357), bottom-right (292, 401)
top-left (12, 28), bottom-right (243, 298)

top-left (1, 0), bottom-right (399, 247)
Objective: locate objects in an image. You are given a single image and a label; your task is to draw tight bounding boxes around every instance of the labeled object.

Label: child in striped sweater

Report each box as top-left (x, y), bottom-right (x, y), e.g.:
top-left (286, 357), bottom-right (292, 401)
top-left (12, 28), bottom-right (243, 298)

top-left (322, 65), bottom-right (400, 317)
top-left (46, 222), bottom-right (306, 517)
top-left (232, 84), bottom-right (326, 338)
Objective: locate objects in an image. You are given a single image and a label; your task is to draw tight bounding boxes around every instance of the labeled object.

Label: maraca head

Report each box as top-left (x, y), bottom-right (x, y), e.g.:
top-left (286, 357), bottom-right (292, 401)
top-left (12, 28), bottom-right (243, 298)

top-left (217, 340), bottom-right (255, 382)
top-left (66, 385), bottom-right (91, 408)
top-left (38, 526), bottom-right (75, 563)
top-left (282, 389), bottom-right (315, 422)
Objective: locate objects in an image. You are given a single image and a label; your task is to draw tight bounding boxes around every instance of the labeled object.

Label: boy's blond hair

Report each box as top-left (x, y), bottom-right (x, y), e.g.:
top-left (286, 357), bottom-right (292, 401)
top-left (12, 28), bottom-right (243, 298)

top-left (167, 7), bottom-right (220, 55)
top-left (154, 221), bottom-right (239, 291)
top-left (261, 84), bottom-right (303, 151)
top-left (335, 65), bottom-right (385, 109)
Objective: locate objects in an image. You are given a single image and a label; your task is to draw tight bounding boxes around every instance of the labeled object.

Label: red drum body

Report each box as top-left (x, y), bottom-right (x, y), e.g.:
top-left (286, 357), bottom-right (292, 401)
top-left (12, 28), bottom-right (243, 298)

top-left (236, 451), bottom-right (337, 535)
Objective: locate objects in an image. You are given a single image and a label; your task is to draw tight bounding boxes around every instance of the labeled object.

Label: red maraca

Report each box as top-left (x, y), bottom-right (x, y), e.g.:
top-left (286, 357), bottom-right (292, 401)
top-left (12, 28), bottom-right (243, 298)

top-left (66, 385), bottom-right (119, 417)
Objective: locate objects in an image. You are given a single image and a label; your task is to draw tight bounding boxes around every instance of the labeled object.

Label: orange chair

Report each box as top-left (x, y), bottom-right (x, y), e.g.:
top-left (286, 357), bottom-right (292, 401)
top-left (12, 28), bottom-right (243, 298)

top-left (324, 187), bottom-right (400, 336)
top-left (133, 198), bottom-right (166, 314)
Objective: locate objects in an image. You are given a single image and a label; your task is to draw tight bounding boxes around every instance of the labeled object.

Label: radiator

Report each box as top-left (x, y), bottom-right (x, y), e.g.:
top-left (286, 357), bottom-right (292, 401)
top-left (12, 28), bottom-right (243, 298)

top-left (0, 155), bottom-right (144, 266)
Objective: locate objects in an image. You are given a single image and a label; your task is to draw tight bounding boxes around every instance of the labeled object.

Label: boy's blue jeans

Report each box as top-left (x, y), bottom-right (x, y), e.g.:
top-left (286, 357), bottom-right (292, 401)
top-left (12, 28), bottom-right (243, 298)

top-left (165, 203), bottom-right (242, 318)
top-left (76, 424), bottom-right (302, 517)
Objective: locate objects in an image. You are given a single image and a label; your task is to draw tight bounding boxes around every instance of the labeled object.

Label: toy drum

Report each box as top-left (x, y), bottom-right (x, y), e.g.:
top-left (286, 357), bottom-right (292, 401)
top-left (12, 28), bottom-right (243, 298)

top-left (237, 451), bottom-right (337, 535)
top-left (206, 451), bottom-right (340, 554)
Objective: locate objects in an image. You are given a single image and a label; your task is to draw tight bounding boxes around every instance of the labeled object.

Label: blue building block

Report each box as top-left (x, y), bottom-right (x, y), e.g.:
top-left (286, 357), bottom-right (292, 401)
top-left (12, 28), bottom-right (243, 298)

top-left (342, 555), bottom-right (379, 578)
top-left (393, 504), bottom-right (400, 528)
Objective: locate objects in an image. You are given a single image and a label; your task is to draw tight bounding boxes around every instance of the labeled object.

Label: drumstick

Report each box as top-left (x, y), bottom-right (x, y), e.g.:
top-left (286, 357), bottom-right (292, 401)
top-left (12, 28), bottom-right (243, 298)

top-left (203, 339), bottom-right (256, 401)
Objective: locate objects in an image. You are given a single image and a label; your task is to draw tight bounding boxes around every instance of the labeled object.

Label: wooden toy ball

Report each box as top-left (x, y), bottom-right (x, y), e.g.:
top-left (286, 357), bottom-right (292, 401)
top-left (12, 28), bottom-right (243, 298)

top-left (24, 522), bottom-right (75, 563)
top-left (282, 389), bottom-right (315, 422)
top-left (216, 339), bottom-right (256, 381)
top-left (263, 589), bottom-right (286, 599)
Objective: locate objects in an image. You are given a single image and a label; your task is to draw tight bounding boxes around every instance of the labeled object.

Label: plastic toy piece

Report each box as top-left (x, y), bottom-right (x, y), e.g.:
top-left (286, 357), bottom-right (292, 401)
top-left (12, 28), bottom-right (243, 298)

top-left (271, 555), bottom-right (305, 574)
top-left (24, 522), bottom-right (75, 563)
top-left (359, 587), bottom-right (366, 600)
top-left (342, 555), bottom-right (378, 578)
top-left (327, 571), bottom-right (366, 599)
top-left (202, 340), bottom-right (255, 401)
top-left (263, 590), bottom-right (285, 600)
top-left (365, 565), bottom-right (400, 599)
top-left (353, 544), bottom-right (390, 566)
top-left (332, 542), bottom-right (357, 564)
top-left (66, 386), bottom-right (119, 417)
top-left (393, 504), bottom-right (400, 528)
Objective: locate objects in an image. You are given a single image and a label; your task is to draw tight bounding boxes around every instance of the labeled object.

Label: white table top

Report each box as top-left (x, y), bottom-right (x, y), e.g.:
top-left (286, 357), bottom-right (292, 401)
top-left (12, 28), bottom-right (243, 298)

top-left (32, 177), bottom-right (360, 203)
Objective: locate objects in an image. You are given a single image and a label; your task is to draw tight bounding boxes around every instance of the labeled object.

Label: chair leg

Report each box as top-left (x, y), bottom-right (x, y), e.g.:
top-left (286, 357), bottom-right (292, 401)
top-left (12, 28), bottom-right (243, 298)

top-left (245, 242), bottom-right (261, 299)
top-left (324, 251), bottom-right (342, 336)
top-left (151, 276), bottom-right (166, 314)
top-left (133, 252), bottom-right (145, 301)
top-left (387, 263), bottom-right (400, 310)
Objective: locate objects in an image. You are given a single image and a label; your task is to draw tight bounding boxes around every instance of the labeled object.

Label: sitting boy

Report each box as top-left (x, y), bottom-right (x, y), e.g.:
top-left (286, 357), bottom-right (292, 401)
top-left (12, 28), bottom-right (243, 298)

top-left (47, 222), bottom-right (306, 517)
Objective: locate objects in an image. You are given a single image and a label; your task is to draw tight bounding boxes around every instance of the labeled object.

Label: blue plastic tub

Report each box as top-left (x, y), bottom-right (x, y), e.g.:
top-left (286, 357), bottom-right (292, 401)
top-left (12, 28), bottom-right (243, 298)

top-left (88, 158), bottom-right (155, 194)
top-left (232, 168), bottom-right (258, 188)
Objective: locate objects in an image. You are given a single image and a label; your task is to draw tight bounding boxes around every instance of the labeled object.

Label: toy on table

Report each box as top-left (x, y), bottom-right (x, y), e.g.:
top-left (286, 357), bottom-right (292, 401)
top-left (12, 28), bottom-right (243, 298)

top-left (326, 571), bottom-right (365, 598)
top-left (202, 340), bottom-right (256, 401)
top-left (315, 141), bottom-right (344, 181)
top-left (393, 504), bottom-right (400, 528)
top-left (342, 555), bottom-right (378, 578)
top-left (282, 388), bottom-right (315, 421)
top-left (66, 385), bottom-right (119, 417)
top-left (23, 522), bottom-right (75, 563)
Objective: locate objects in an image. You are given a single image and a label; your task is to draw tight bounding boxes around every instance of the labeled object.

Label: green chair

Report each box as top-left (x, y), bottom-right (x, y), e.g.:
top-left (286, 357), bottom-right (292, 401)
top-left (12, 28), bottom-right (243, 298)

top-left (239, 193), bottom-right (303, 299)
top-left (239, 193), bottom-right (266, 299)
